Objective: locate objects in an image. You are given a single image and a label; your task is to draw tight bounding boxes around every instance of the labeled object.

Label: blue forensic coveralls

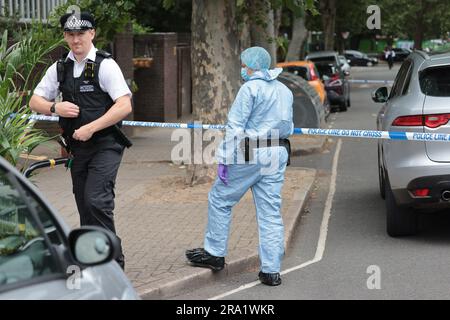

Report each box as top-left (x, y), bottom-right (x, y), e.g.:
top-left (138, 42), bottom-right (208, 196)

top-left (204, 67), bottom-right (294, 274)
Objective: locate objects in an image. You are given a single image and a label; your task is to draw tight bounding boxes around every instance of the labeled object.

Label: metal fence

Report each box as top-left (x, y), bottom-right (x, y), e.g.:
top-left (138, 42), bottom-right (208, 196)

top-left (0, 0), bottom-right (67, 23)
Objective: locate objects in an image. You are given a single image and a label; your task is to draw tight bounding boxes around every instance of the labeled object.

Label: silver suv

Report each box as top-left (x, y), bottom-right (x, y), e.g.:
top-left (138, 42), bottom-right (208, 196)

top-left (373, 50), bottom-right (450, 237)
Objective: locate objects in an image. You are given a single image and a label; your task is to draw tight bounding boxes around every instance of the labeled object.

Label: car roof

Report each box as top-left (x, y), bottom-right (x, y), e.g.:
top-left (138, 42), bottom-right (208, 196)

top-left (419, 53), bottom-right (450, 70)
top-left (276, 60), bottom-right (312, 68)
top-left (306, 51), bottom-right (338, 58)
top-left (428, 50), bottom-right (450, 58)
top-left (406, 50), bottom-right (450, 66)
top-left (344, 50), bottom-right (361, 54)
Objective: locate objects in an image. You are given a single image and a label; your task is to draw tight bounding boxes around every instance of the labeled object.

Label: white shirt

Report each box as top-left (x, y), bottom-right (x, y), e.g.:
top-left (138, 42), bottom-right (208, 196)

top-left (34, 45), bottom-right (131, 102)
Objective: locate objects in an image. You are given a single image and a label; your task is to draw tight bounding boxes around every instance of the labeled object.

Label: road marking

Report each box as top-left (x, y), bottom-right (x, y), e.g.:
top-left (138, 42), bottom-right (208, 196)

top-left (311, 138), bottom-right (341, 262)
top-left (209, 139), bottom-right (343, 300)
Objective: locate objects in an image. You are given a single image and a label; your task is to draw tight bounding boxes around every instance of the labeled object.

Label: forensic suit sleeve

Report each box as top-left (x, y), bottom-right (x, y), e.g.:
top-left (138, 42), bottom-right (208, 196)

top-left (216, 84), bottom-right (254, 165)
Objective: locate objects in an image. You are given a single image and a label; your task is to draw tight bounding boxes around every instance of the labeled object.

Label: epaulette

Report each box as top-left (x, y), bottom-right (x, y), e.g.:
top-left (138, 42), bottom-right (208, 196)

top-left (96, 50), bottom-right (113, 59)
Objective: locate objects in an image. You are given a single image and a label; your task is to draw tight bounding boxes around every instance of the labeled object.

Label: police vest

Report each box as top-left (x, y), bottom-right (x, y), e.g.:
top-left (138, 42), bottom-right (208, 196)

top-left (58, 50), bottom-right (119, 141)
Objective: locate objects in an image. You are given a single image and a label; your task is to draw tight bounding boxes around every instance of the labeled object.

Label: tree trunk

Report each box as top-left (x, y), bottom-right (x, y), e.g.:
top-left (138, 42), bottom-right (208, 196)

top-left (335, 28), bottom-right (344, 54)
top-left (187, 0), bottom-right (241, 186)
top-left (249, 0), bottom-right (277, 66)
top-left (273, 7), bottom-right (282, 60)
top-left (319, 0), bottom-right (336, 51)
top-left (274, 7), bottom-right (282, 38)
top-left (285, 13), bottom-right (307, 61)
top-left (413, 0), bottom-right (425, 50)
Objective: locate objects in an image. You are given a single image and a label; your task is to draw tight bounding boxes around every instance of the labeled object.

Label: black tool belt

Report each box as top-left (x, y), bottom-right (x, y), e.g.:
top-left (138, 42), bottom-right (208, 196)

top-left (243, 137), bottom-right (291, 166)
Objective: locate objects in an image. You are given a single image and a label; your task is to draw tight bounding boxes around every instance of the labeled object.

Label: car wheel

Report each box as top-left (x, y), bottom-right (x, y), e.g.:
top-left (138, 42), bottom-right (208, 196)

top-left (339, 99), bottom-right (348, 112)
top-left (378, 146), bottom-right (385, 199)
top-left (385, 178), bottom-right (417, 237)
top-left (366, 61), bottom-right (373, 67)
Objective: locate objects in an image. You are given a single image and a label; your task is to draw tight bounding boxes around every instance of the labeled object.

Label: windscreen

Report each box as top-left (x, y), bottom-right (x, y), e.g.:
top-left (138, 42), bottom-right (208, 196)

top-left (308, 57), bottom-right (336, 65)
top-left (286, 66), bottom-right (308, 80)
top-left (316, 63), bottom-right (335, 77)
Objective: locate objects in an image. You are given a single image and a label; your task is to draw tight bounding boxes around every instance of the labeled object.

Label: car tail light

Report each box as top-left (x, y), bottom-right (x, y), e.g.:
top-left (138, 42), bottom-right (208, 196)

top-left (310, 67), bottom-right (319, 81)
top-left (424, 114), bottom-right (450, 128)
top-left (328, 74), bottom-right (342, 86)
top-left (392, 115), bottom-right (423, 126)
top-left (392, 114), bottom-right (450, 128)
top-left (411, 188), bottom-right (430, 197)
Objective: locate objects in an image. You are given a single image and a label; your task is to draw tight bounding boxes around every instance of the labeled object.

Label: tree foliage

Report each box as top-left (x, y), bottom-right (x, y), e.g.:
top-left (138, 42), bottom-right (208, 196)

top-left (379, 0), bottom-right (450, 39)
top-left (132, 0), bottom-right (192, 32)
top-left (50, 0), bottom-right (136, 49)
top-left (0, 29), bottom-right (62, 169)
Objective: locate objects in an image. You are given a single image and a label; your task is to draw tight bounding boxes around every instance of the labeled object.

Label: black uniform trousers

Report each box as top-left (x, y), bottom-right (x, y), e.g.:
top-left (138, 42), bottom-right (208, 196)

top-left (70, 134), bottom-right (125, 269)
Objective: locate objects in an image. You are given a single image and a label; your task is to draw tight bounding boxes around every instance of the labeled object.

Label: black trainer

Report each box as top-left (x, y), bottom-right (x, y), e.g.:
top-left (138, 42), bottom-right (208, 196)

top-left (185, 248), bottom-right (225, 271)
top-left (258, 271), bottom-right (282, 286)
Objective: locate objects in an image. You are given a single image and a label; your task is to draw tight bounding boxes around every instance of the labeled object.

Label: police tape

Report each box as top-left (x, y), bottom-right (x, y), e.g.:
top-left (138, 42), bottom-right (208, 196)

top-left (27, 114), bottom-right (450, 143)
top-left (348, 79), bottom-right (393, 84)
top-left (294, 128), bottom-right (450, 142)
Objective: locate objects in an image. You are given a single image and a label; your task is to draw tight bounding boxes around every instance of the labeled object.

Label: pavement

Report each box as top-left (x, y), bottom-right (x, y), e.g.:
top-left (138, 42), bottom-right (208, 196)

top-left (29, 125), bottom-right (325, 299)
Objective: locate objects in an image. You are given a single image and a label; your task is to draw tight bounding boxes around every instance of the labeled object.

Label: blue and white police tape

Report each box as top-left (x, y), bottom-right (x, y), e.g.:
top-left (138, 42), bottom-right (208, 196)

top-left (295, 128), bottom-right (450, 142)
top-left (348, 79), bottom-right (393, 84)
top-left (27, 114), bottom-right (450, 142)
top-left (27, 114), bottom-right (227, 130)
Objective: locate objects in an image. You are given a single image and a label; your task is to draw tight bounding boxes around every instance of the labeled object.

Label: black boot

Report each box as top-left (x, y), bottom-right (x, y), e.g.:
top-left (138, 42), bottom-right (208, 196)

top-left (116, 254), bottom-right (125, 270)
top-left (115, 238), bottom-right (125, 270)
top-left (258, 271), bottom-right (282, 286)
top-left (185, 248), bottom-right (225, 271)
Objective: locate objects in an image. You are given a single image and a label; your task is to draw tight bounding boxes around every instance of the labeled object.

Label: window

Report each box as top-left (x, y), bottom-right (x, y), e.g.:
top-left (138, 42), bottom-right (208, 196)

top-left (401, 62), bottom-right (413, 95)
top-left (286, 66), bottom-right (309, 80)
top-left (309, 56), bottom-right (337, 66)
top-left (0, 169), bottom-right (61, 288)
top-left (316, 63), bottom-right (336, 77)
top-left (420, 66), bottom-right (450, 97)
top-left (389, 60), bottom-right (412, 99)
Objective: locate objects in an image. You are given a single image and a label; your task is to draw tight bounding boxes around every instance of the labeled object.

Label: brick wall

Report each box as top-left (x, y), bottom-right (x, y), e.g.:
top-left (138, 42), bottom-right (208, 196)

top-left (133, 33), bottom-right (178, 122)
top-left (113, 29), bottom-right (135, 137)
top-left (177, 33), bottom-right (192, 119)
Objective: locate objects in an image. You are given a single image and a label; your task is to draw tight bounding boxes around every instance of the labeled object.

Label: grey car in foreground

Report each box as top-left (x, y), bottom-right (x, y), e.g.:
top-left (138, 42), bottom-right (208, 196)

top-left (0, 156), bottom-right (139, 299)
top-left (373, 50), bottom-right (450, 236)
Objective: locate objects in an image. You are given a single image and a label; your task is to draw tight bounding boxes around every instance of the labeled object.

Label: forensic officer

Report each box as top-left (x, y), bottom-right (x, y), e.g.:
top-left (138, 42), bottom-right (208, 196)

top-left (186, 47), bottom-right (293, 286)
top-left (29, 11), bottom-right (132, 269)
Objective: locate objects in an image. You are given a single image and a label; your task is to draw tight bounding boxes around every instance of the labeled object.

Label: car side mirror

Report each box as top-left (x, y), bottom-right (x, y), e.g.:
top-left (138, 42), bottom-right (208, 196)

top-left (68, 226), bottom-right (120, 266)
top-left (372, 87), bottom-right (388, 103)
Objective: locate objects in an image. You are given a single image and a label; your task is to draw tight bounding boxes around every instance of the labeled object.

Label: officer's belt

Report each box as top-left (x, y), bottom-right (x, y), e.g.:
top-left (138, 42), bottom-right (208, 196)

top-left (244, 137), bottom-right (291, 166)
top-left (66, 131), bottom-right (116, 148)
top-left (65, 125), bottom-right (132, 149)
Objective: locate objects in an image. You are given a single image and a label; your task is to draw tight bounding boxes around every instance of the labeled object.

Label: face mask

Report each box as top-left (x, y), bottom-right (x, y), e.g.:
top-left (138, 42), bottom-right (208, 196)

top-left (241, 67), bottom-right (250, 81)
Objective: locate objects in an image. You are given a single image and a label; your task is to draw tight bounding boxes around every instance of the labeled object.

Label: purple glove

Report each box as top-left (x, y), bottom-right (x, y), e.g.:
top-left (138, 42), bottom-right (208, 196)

top-left (218, 164), bottom-right (228, 185)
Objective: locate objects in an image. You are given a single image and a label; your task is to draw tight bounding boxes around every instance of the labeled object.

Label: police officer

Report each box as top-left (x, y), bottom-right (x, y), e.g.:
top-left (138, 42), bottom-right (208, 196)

top-left (29, 11), bottom-right (132, 269)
